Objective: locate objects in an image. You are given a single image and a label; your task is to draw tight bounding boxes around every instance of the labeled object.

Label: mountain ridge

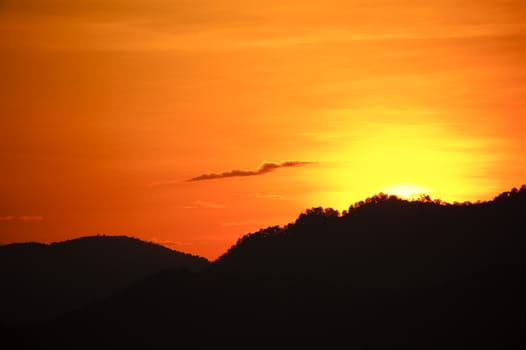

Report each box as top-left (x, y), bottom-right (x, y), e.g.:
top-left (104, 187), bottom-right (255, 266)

top-left (0, 235), bottom-right (209, 323)
top-left (213, 185), bottom-right (526, 283)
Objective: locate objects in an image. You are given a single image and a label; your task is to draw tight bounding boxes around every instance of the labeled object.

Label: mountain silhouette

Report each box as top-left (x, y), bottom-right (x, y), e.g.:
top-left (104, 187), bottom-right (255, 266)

top-left (214, 187), bottom-right (526, 286)
top-left (0, 235), bottom-right (208, 324)
top-left (3, 186), bottom-right (526, 349)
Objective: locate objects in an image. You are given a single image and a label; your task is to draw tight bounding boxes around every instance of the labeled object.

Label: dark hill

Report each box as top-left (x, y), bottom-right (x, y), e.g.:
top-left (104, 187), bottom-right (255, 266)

top-left (0, 235), bottom-right (209, 323)
top-left (214, 186), bottom-right (526, 287)
top-left (6, 186), bottom-right (526, 349)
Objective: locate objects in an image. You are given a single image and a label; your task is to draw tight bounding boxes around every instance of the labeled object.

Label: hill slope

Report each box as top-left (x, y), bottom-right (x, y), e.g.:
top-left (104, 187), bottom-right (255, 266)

top-left (0, 235), bottom-right (209, 323)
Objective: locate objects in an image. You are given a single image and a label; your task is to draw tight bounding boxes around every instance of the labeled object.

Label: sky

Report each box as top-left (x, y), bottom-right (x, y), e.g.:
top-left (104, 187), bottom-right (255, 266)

top-left (1, 0), bottom-right (525, 260)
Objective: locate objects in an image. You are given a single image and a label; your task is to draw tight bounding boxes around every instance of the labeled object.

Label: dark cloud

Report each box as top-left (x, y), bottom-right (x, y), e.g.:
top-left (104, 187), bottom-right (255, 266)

top-left (188, 161), bottom-right (314, 182)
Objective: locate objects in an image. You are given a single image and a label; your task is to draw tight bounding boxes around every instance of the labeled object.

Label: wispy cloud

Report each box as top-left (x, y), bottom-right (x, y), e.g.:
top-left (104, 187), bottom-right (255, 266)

top-left (148, 161), bottom-right (314, 187)
top-left (221, 221), bottom-right (252, 227)
top-left (236, 192), bottom-right (292, 200)
top-left (0, 215), bottom-right (44, 221)
top-left (254, 192), bottom-right (292, 200)
top-left (149, 237), bottom-right (193, 247)
top-left (188, 161), bottom-right (314, 182)
top-left (180, 200), bottom-right (225, 209)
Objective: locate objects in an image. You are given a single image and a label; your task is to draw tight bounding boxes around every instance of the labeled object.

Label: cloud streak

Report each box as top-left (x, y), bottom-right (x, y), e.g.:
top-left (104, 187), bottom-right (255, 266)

top-left (149, 237), bottom-right (193, 247)
top-left (188, 161), bottom-right (314, 182)
top-left (180, 200), bottom-right (226, 209)
top-left (0, 215), bottom-right (44, 221)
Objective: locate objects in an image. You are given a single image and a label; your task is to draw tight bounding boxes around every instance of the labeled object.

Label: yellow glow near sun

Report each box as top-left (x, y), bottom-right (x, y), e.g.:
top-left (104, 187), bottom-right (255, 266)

top-left (382, 184), bottom-right (432, 200)
top-left (308, 114), bottom-right (500, 211)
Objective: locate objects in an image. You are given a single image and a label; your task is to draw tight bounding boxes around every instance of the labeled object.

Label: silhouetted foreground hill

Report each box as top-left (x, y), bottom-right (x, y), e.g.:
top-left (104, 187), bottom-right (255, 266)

top-left (0, 235), bottom-right (209, 323)
top-left (5, 186), bottom-right (526, 349)
top-left (214, 186), bottom-right (526, 287)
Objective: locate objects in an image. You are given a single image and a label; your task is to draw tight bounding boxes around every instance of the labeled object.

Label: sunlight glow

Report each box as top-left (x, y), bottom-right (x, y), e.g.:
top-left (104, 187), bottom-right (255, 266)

top-left (308, 117), bottom-right (503, 212)
top-left (382, 184), bottom-right (432, 200)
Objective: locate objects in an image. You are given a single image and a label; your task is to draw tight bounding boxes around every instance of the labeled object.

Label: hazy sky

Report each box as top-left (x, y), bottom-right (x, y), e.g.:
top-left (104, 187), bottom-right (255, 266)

top-left (1, 0), bottom-right (525, 259)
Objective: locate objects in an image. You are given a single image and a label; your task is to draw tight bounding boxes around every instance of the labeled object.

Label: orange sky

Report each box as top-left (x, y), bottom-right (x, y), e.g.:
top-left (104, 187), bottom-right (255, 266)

top-left (1, 0), bottom-right (525, 260)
